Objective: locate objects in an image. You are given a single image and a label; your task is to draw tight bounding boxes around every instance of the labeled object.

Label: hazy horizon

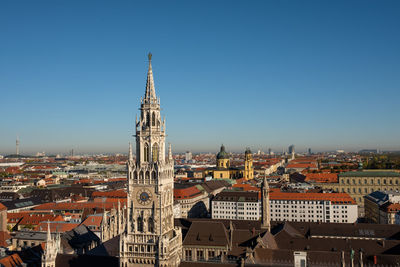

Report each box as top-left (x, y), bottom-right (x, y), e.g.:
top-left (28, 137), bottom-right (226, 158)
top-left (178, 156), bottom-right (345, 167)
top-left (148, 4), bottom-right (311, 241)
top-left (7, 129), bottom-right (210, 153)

top-left (1, 144), bottom-right (397, 157)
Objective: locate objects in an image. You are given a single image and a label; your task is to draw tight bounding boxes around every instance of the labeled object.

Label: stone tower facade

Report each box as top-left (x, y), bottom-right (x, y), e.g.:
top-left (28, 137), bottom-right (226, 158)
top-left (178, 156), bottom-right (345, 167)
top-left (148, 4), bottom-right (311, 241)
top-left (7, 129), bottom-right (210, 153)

top-left (101, 202), bottom-right (126, 242)
top-left (261, 175), bottom-right (271, 231)
top-left (42, 223), bottom-right (60, 267)
top-left (244, 148), bottom-right (254, 180)
top-left (119, 54), bottom-right (182, 267)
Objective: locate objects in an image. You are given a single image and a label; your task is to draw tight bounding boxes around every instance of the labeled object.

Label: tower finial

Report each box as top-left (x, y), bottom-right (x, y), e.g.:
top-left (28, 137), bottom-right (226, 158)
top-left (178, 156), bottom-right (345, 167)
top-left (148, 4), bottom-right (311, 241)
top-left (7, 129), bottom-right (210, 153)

top-left (168, 143), bottom-right (173, 161)
top-left (46, 222), bottom-right (51, 242)
top-left (129, 142), bottom-right (133, 162)
top-left (261, 172), bottom-right (271, 232)
top-left (144, 53), bottom-right (156, 100)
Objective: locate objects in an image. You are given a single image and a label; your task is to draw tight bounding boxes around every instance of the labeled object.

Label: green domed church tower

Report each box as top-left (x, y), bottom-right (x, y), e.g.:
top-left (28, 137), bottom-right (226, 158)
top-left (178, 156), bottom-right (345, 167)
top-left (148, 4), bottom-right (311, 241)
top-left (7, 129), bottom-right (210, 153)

top-left (216, 145), bottom-right (230, 169)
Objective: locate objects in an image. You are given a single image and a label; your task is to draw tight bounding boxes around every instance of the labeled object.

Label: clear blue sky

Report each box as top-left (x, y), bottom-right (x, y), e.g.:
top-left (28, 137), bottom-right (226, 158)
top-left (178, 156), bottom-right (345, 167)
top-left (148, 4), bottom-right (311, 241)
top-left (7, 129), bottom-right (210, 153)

top-left (1, 0), bottom-right (399, 155)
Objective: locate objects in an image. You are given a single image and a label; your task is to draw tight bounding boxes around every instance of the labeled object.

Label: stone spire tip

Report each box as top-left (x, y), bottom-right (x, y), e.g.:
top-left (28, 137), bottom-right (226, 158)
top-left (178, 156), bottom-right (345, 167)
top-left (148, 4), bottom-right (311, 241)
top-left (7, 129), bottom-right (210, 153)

top-left (129, 142), bottom-right (133, 162)
top-left (144, 53), bottom-right (156, 100)
top-left (46, 222), bottom-right (51, 242)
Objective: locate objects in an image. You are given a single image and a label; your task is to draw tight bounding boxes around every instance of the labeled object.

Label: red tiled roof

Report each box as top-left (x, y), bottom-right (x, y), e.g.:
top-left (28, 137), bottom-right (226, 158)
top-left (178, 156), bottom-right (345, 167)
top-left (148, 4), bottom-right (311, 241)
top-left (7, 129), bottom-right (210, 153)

top-left (383, 203), bottom-right (400, 212)
top-left (18, 214), bottom-right (60, 226)
top-left (0, 231), bottom-right (11, 247)
top-left (174, 186), bottom-right (203, 199)
top-left (270, 191), bottom-right (356, 204)
top-left (33, 201), bottom-right (127, 212)
top-left (34, 222), bottom-right (79, 233)
top-left (71, 194), bottom-right (88, 202)
top-left (0, 202), bottom-right (7, 211)
top-left (80, 215), bottom-right (103, 230)
top-left (92, 190), bottom-right (127, 198)
top-left (305, 173), bottom-right (338, 183)
top-left (235, 178), bottom-right (246, 184)
top-left (5, 167), bottom-right (22, 174)
top-left (74, 179), bottom-right (92, 184)
top-left (107, 177), bottom-right (127, 182)
top-left (93, 198), bottom-right (126, 205)
top-left (7, 213), bottom-right (25, 224)
top-left (291, 157), bottom-right (318, 163)
top-left (0, 253), bottom-right (23, 267)
top-left (286, 163), bottom-right (317, 169)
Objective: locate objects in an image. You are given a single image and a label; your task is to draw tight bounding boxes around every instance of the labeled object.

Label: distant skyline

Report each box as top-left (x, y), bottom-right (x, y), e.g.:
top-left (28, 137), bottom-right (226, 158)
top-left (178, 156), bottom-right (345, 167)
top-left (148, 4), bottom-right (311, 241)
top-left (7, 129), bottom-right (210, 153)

top-left (1, 1), bottom-right (400, 155)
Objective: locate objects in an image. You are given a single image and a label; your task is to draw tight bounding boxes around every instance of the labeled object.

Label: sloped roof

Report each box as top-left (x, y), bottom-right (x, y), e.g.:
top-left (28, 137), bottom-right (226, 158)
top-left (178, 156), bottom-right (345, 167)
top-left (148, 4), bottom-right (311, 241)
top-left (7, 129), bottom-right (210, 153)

top-left (0, 253), bottom-right (23, 267)
top-left (174, 186), bottom-right (203, 200)
top-left (270, 192), bottom-right (356, 204)
top-left (63, 224), bottom-right (100, 250)
top-left (0, 203), bottom-right (7, 211)
top-left (214, 191), bottom-right (259, 202)
top-left (0, 231), bottom-right (11, 247)
top-left (305, 173), bottom-right (338, 183)
top-left (183, 221), bottom-right (229, 247)
top-left (87, 235), bottom-right (120, 257)
top-left (80, 214), bottom-right (104, 229)
top-left (92, 190), bottom-right (126, 198)
top-left (34, 221), bottom-right (79, 233)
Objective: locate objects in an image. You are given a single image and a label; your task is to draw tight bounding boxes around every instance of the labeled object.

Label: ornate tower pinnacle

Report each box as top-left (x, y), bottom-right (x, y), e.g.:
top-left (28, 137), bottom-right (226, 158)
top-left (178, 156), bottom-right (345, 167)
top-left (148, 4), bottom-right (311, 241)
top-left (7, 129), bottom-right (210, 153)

top-left (145, 52), bottom-right (156, 101)
top-left (168, 143), bottom-right (173, 161)
top-left (261, 174), bottom-right (271, 232)
top-left (46, 222), bottom-right (51, 242)
top-left (128, 142), bottom-right (133, 162)
top-left (42, 222), bottom-right (60, 267)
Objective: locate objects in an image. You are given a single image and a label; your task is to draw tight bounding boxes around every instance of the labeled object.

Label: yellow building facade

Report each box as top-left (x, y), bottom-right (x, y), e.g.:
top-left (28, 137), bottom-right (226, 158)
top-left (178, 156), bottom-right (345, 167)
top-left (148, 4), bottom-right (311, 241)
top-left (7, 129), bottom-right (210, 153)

top-left (244, 148), bottom-right (254, 180)
top-left (206, 145), bottom-right (254, 180)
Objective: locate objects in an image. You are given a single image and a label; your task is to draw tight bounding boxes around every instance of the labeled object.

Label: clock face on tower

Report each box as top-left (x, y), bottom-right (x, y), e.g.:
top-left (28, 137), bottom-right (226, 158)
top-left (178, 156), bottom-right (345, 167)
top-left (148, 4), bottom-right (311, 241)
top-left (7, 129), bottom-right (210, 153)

top-left (137, 188), bottom-right (153, 205)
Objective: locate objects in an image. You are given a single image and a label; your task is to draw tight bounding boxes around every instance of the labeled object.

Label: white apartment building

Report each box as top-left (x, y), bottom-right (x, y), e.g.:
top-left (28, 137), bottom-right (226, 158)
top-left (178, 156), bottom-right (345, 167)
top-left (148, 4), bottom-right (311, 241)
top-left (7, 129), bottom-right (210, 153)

top-left (212, 190), bottom-right (358, 223)
top-left (212, 191), bottom-right (260, 220)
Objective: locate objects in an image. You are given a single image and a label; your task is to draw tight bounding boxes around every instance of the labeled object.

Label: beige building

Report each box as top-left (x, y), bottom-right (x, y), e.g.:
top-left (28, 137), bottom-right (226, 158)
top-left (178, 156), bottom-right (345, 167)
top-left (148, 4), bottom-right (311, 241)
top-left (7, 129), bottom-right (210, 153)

top-left (315, 170), bottom-right (400, 217)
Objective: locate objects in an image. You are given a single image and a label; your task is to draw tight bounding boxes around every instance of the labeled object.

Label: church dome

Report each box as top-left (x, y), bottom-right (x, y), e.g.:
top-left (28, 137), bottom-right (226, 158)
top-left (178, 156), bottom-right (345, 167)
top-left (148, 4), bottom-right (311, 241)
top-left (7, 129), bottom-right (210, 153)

top-left (217, 145), bottom-right (229, 159)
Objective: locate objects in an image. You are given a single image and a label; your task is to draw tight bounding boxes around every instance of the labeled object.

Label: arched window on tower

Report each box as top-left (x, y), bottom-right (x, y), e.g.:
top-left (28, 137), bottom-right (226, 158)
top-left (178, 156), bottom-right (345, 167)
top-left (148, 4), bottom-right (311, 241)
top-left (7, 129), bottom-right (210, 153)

top-left (152, 143), bottom-right (159, 162)
top-left (137, 216), bottom-right (143, 232)
top-left (148, 217), bottom-right (154, 232)
top-left (146, 112), bottom-right (150, 127)
top-left (144, 143), bottom-right (149, 162)
top-left (152, 112), bottom-right (156, 127)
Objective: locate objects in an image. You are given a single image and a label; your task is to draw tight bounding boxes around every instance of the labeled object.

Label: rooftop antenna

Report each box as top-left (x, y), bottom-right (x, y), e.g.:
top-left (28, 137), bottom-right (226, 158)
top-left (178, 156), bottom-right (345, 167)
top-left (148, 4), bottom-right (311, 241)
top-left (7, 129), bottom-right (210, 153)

top-left (16, 135), bottom-right (20, 156)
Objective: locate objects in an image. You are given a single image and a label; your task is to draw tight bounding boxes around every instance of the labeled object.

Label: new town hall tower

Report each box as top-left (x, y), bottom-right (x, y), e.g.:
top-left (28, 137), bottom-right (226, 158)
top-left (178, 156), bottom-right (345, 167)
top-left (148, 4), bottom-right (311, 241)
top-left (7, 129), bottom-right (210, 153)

top-left (119, 54), bottom-right (182, 267)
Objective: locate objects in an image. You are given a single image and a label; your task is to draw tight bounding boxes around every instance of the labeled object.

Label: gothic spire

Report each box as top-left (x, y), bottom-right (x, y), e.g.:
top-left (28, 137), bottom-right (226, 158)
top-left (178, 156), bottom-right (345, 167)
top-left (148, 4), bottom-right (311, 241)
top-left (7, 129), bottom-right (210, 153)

top-left (145, 52), bottom-right (156, 101)
top-left (262, 173), bottom-right (271, 232)
top-left (46, 222), bottom-right (51, 242)
top-left (128, 142), bottom-right (133, 162)
top-left (263, 171), bottom-right (269, 190)
top-left (168, 143), bottom-right (173, 161)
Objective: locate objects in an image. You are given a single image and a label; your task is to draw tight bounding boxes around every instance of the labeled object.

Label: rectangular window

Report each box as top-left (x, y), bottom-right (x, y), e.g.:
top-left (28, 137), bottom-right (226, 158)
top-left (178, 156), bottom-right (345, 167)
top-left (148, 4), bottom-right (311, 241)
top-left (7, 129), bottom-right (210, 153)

top-left (208, 251), bottom-right (215, 259)
top-left (197, 250), bottom-right (204, 261)
top-left (185, 250), bottom-right (192, 261)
